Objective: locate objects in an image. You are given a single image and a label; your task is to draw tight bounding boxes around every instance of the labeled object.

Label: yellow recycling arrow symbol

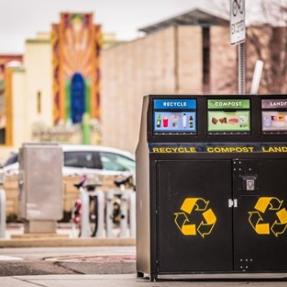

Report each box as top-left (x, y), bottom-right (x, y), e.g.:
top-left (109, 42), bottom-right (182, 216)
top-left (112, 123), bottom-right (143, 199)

top-left (174, 197), bottom-right (217, 238)
top-left (271, 208), bottom-right (287, 237)
top-left (248, 211), bottom-right (270, 235)
top-left (254, 197), bottom-right (283, 213)
top-left (174, 212), bottom-right (196, 236)
top-left (197, 208), bottom-right (217, 238)
top-left (248, 197), bottom-right (287, 237)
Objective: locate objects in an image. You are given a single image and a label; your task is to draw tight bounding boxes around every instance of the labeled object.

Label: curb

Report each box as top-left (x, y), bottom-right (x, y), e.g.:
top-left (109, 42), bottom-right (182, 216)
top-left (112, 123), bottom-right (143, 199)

top-left (0, 238), bottom-right (136, 248)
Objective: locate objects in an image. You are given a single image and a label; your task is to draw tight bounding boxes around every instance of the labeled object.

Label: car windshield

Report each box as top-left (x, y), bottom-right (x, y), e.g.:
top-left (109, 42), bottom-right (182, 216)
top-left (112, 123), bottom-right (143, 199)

top-left (99, 152), bottom-right (135, 172)
top-left (64, 151), bottom-right (102, 169)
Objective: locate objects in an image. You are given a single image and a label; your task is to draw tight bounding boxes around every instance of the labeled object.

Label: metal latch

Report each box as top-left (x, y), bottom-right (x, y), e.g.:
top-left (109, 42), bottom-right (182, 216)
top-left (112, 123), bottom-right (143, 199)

top-left (242, 175), bottom-right (257, 191)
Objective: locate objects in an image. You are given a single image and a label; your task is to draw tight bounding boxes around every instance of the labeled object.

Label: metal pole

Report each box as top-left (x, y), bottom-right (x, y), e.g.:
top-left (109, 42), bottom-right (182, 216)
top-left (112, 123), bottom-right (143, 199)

top-left (129, 191), bottom-right (136, 238)
top-left (238, 42), bottom-right (246, 94)
top-left (250, 60), bottom-right (264, 94)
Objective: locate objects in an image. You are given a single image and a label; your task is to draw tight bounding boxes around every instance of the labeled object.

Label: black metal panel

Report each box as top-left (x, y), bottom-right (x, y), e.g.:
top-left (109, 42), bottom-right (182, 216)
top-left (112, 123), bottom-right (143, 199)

top-left (137, 95), bottom-right (287, 279)
top-left (233, 159), bottom-right (287, 272)
top-left (156, 160), bottom-right (233, 273)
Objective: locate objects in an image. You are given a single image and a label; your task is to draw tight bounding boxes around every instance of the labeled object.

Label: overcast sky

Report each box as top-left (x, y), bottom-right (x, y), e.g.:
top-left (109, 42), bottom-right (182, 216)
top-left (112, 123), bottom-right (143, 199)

top-left (1, 0), bottom-right (286, 54)
top-left (0, 0), bottom-right (217, 54)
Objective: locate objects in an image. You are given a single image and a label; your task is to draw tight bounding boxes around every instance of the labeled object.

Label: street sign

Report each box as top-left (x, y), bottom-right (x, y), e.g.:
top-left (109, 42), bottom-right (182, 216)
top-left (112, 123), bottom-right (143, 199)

top-left (230, 0), bottom-right (246, 45)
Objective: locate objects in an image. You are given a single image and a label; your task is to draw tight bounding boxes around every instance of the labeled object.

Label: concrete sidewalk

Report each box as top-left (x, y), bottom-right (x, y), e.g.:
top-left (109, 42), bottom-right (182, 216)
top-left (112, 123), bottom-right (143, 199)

top-left (1, 274), bottom-right (287, 287)
top-left (0, 246), bottom-right (136, 276)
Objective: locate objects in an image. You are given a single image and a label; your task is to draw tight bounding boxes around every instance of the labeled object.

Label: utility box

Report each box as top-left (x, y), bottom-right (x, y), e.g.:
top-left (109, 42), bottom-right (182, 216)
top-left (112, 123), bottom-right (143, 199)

top-left (19, 143), bottom-right (63, 234)
top-left (136, 95), bottom-right (287, 280)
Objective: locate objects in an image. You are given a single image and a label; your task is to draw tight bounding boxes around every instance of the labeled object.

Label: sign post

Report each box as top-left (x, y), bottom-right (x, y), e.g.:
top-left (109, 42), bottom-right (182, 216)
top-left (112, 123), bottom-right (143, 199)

top-left (230, 0), bottom-right (246, 94)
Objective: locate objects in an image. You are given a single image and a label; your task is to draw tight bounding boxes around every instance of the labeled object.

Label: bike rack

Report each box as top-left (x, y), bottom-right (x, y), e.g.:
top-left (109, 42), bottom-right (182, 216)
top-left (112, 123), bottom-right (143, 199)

top-left (119, 190), bottom-right (130, 238)
top-left (106, 190), bottom-right (116, 238)
top-left (77, 187), bottom-right (137, 239)
top-left (80, 188), bottom-right (90, 238)
top-left (0, 170), bottom-right (6, 239)
top-left (95, 190), bottom-right (105, 238)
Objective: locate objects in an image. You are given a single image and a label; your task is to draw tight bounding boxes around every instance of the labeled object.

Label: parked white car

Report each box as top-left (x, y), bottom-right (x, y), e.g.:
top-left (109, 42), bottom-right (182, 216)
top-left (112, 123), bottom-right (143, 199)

top-left (2, 145), bottom-right (135, 178)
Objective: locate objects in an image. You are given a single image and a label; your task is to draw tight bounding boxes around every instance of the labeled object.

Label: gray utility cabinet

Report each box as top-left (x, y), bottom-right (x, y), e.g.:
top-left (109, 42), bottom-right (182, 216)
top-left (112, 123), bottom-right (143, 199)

top-left (19, 143), bottom-right (63, 233)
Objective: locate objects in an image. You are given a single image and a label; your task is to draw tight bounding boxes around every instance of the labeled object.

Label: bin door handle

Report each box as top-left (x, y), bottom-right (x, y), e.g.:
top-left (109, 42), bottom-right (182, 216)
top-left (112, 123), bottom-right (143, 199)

top-left (234, 199), bottom-right (238, 208)
top-left (228, 199), bottom-right (238, 208)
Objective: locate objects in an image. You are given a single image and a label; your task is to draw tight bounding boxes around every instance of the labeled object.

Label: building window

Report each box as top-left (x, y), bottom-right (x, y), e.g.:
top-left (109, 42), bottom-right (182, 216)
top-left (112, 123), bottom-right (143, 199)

top-left (0, 128), bottom-right (5, 144)
top-left (37, 91), bottom-right (42, 114)
top-left (202, 27), bottom-right (210, 93)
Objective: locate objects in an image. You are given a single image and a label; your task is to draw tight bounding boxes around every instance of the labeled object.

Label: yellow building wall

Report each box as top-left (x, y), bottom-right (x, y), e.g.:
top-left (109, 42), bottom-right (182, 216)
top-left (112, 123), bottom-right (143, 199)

top-left (24, 37), bottom-right (53, 139)
top-left (11, 68), bottom-right (26, 148)
top-left (0, 67), bottom-right (24, 162)
top-left (2, 36), bottom-right (54, 150)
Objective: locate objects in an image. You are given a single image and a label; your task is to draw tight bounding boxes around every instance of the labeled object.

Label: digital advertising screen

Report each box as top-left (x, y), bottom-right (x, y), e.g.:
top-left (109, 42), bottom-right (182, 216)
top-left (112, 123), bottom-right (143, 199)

top-left (208, 111), bottom-right (250, 132)
top-left (262, 111), bottom-right (287, 132)
top-left (154, 111), bottom-right (196, 133)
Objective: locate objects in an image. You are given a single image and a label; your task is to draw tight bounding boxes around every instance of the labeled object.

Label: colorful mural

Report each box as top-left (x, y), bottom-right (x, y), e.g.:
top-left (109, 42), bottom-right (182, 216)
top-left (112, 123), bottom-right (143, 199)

top-left (52, 13), bottom-right (101, 124)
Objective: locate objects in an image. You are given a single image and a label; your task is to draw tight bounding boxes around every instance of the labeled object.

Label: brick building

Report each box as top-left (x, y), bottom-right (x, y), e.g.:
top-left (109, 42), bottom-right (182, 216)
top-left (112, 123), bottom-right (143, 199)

top-left (101, 6), bottom-right (287, 153)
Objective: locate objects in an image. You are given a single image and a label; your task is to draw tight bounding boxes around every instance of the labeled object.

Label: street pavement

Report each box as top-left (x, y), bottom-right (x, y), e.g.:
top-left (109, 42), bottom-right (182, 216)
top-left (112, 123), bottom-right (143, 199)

top-left (1, 274), bottom-right (287, 287)
top-left (1, 226), bottom-right (287, 286)
top-left (0, 247), bottom-right (287, 286)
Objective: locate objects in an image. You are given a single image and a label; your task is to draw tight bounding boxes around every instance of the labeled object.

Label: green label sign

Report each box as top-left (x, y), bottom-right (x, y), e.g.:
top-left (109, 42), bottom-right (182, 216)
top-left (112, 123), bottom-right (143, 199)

top-left (208, 99), bottom-right (250, 110)
top-left (208, 111), bottom-right (250, 132)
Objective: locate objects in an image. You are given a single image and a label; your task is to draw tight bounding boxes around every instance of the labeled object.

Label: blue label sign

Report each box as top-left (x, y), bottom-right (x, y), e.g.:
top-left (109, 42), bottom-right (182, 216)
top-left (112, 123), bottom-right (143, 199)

top-left (154, 99), bottom-right (197, 110)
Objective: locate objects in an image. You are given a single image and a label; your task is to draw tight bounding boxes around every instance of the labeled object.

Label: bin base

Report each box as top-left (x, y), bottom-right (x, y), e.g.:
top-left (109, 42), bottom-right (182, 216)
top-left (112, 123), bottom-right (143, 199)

top-left (24, 220), bottom-right (57, 234)
top-left (156, 273), bottom-right (287, 280)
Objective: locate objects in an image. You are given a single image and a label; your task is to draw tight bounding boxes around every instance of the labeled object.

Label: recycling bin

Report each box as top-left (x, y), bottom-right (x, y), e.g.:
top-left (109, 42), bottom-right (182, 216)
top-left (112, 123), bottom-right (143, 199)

top-left (136, 95), bottom-right (287, 280)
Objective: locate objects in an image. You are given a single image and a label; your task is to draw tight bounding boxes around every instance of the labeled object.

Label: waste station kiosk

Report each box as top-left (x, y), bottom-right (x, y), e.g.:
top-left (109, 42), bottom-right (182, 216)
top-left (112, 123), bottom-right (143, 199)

top-left (136, 95), bottom-right (287, 280)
